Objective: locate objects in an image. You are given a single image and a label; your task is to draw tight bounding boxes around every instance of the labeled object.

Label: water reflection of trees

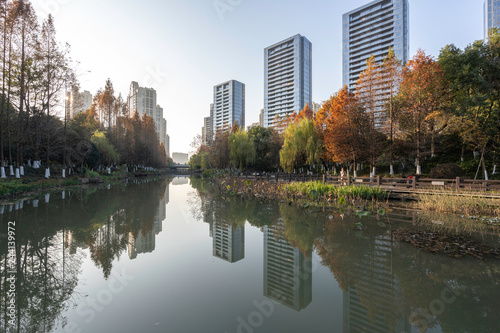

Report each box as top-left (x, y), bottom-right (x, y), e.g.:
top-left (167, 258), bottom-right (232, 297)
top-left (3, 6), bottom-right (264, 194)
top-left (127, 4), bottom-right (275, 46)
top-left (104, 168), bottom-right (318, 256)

top-left (189, 179), bottom-right (500, 332)
top-left (0, 177), bottom-right (170, 332)
top-left (315, 212), bottom-right (500, 333)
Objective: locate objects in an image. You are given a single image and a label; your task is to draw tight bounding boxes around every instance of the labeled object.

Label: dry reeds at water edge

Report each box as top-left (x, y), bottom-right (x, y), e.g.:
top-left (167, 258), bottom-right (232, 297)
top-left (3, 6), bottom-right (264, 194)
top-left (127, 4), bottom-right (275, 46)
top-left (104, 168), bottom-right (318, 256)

top-left (415, 192), bottom-right (500, 217)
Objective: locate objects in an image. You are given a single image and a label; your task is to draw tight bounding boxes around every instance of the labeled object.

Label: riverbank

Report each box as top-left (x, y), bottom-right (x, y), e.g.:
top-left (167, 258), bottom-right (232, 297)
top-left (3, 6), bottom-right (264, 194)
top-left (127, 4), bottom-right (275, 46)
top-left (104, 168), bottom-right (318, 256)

top-left (212, 175), bottom-right (389, 212)
top-left (0, 168), bottom-right (167, 200)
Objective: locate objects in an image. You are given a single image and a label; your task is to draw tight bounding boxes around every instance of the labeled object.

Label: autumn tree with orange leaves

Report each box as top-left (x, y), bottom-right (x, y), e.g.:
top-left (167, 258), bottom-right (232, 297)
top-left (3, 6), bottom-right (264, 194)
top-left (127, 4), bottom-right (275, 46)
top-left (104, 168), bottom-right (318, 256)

top-left (355, 55), bottom-right (386, 176)
top-left (318, 86), bottom-right (369, 170)
top-left (397, 50), bottom-right (448, 175)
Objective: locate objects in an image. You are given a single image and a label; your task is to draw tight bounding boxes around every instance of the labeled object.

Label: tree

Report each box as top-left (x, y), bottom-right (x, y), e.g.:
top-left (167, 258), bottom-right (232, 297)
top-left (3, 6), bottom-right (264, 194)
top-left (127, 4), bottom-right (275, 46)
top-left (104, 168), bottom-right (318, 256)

top-left (398, 49), bottom-right (447, 175)
top-left (247, 126), bottom-right (281, 171)
top-left (439, 33), bottom-right (500, 179)
top-left (320, 86), bottom-right (368, 169)
top-left (355, 55), bottom-right (385, 176)
top-left (98, 78), bottom-right (116, 131)
top-left (293, 103), bottom-right (314, 124)
top-left (228, 129), bottom-right (255, 170)
top-left (90, 130), bottom-right (119, 166)
top-left (279, 118), bottom-right (322, 173)
top-left (380, 49), bottom-right (403, 174)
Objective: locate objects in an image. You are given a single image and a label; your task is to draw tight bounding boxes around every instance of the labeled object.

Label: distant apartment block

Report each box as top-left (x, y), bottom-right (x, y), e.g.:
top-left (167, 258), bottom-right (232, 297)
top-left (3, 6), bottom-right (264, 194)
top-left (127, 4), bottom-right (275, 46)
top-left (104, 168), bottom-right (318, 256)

top-left (69, 89), bottom-right (92, 118)
top-left (246, 122), bottom-right (260, 132)
top-left (127, 81), bottom-right (169, 151)
top-left (202, 114), bottom-right (212, 146)
top-left (263, 34), bottom-right (312, 128)
top-left (485, 0), bottom-right (500, 39)
top-left (311, 102), bottom-right (321, 114)
top-left (212, 80), bottom-right (245, 133)
top-left (342, 0), bottom-right (409, 91)
top-left (259, 109), bottom-right (264, 127)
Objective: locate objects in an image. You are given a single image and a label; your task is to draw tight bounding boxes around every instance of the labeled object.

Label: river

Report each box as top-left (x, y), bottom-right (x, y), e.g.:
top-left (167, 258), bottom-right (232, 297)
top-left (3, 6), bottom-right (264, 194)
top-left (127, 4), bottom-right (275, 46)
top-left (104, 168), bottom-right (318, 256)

top-left (0, 176), bottom-right (499, 333)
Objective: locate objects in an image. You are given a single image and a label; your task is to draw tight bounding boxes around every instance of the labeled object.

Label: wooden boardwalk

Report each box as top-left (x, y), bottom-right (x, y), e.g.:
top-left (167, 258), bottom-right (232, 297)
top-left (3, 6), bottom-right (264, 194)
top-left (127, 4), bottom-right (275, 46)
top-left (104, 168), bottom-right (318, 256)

top-left (236, 172), bottom-right (500, 198)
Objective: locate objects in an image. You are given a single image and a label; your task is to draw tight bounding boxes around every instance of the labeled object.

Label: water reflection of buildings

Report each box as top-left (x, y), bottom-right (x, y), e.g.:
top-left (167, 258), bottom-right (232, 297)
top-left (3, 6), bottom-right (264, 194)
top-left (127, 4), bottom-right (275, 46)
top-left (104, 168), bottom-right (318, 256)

top-left (128, 183), bottom-right (169, 260)
top-left (343, 235), bottom-right (410, 333)
top-left (263, 222), bottom-right (312, 311)
top-left (212, 221), bottom-right (245, 263)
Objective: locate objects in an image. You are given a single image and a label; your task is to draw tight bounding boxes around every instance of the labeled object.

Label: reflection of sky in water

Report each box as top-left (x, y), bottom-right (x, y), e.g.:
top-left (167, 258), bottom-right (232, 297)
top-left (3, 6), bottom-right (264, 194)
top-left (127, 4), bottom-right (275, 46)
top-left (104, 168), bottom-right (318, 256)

top-left (1, 177), bottom-right (499, 333)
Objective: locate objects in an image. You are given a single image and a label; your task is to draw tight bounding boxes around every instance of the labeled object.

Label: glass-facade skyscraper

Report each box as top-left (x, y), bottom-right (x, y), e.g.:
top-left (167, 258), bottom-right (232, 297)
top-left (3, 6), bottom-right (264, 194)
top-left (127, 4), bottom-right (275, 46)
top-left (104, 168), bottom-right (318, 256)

top-left (485, 0), bottom-right (500, 39)
top-left (263, 34), bottom-right (312, 128)
top-left (342, 0), bottom-right (409, 91)
top-left (212, 80), bottom-right (245, 133)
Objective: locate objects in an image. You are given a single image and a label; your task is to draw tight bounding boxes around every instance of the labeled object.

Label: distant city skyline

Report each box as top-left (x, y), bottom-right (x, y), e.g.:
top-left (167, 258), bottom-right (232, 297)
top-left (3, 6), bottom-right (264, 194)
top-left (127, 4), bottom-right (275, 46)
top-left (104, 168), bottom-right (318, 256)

top-left (40, 0), bottom-right (485, 154)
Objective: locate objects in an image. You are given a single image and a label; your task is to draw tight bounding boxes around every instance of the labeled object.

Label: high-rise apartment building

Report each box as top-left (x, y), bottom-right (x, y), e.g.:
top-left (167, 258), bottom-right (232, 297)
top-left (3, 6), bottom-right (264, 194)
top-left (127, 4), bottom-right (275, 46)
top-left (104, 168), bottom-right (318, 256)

top-left (127, 82), bottom-right (169, 151)
top-left (485, 0), bottom-right (500, 39)
top-left (202, 115), bottom-right (212, 146)
top-left (263, 34), bottom-right (312, 128)
top-left (342, 0), bottom-right (409, 91)
top-left (212, 80), bottom-right (245, 133)
top-left (69, 89), bottom-right (92, 118)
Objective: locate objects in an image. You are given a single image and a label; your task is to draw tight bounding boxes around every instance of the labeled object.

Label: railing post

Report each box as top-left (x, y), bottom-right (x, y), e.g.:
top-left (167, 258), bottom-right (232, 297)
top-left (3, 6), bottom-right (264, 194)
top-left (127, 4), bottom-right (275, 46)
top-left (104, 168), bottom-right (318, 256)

top-left (456, 177), bottom-right (460, 192)
top-left (347, 174), bottom-right (351, 186)
top-left (376, 175), bottom-right (381, 187)
top-left (412, 177), bottom-right (417, 190)
top-left (322, 174), bottom-right (325, 185)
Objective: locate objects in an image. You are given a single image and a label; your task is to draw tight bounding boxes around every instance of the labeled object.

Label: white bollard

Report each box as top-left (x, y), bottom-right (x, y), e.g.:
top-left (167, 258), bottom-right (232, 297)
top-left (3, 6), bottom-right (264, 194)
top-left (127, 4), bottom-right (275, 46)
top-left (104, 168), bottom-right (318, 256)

top-left (0, 206), bottom-right (4, 214)
top-left (354, 170), bottom-right (358, 178)
top-left (390, 165), bottom-right (394, 175)
top-left (9, 165), bottom-right (14, 176)
top-left (19, 201), bottom-right (23, 209)
top-left (62, 191), bottom-right (65, 199)
top-left (493, 165), bottom-right (497, 175)
top-left (45, 168), bottom-right (50, 179)
top-left (485, 171), bottom-right (489, 181)
top-left (108, 167), bottom-right (111, 175)
top-left (62, 169), bottom-right (66, 178)
top-left (33, 200), bottom-right (39, 208)
top-left (372, 167), bottom-right (376, 177)
top-left (15, 168), bottom-right (20, 179)
top-left (28, 160), bottom-right (32, 167)
top-left (1, 167), bottom-right (5, 178)
top-left (45, 193), bottom-right (50, 203)
top-left (20, 166), bottom-right (24, 176)
top-left (417, 165), bottom-right (422, 175)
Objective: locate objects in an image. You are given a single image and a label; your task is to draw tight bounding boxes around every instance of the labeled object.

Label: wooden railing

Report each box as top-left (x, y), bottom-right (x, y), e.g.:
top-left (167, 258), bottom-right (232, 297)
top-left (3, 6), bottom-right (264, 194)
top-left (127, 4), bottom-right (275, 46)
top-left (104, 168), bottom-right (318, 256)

top-left (235, 172), bottom-right (500, 194)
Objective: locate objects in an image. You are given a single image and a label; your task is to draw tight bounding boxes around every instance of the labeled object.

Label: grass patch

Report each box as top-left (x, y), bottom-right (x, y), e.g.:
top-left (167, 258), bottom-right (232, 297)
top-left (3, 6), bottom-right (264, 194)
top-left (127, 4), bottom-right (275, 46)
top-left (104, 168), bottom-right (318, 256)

top-left (284, 181), bottom-right (388, 200)
top-left (415, 192), bottom-right (500, 217)
top-left (0, 178), bottom-right (81, 198)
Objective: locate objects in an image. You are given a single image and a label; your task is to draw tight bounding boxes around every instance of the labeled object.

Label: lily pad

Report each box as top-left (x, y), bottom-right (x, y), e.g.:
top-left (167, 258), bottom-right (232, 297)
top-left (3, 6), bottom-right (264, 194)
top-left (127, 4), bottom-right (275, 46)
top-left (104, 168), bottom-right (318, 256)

top-left (354, 222), bottom-right (364, 230)
top-left (377, 222), bottom-right (388, 228)
top-left (355, 210), bottom-right (372, 218)
top-left (246, 180), bottom-right (252, 186)
top-left (377, 209), bottom-right (386, 216)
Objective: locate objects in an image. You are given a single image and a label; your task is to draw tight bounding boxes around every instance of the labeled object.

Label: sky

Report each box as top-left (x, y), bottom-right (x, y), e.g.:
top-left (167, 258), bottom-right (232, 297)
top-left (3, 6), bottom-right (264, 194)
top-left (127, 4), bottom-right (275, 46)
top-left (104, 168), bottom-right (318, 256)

top-left (31, 0), bottom-right (485, 155)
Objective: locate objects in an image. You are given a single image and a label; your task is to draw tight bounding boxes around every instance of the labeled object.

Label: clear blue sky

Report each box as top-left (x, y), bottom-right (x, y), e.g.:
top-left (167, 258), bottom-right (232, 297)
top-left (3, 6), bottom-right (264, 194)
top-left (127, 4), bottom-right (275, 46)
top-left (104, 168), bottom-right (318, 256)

top-left (33, 0), bottom-right (484, 155)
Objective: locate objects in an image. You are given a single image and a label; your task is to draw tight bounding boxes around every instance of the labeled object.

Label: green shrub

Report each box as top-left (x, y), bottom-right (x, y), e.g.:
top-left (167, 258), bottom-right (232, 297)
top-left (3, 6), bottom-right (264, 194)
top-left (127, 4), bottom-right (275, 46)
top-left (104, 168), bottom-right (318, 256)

top-left (85, 170), bottom-right (100, 178)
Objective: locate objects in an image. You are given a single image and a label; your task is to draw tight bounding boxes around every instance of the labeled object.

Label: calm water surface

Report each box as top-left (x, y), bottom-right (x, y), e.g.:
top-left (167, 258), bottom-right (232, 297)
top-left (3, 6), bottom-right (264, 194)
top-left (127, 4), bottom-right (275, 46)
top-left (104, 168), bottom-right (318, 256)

top-left (0, 176), bottom-right (499, 333)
